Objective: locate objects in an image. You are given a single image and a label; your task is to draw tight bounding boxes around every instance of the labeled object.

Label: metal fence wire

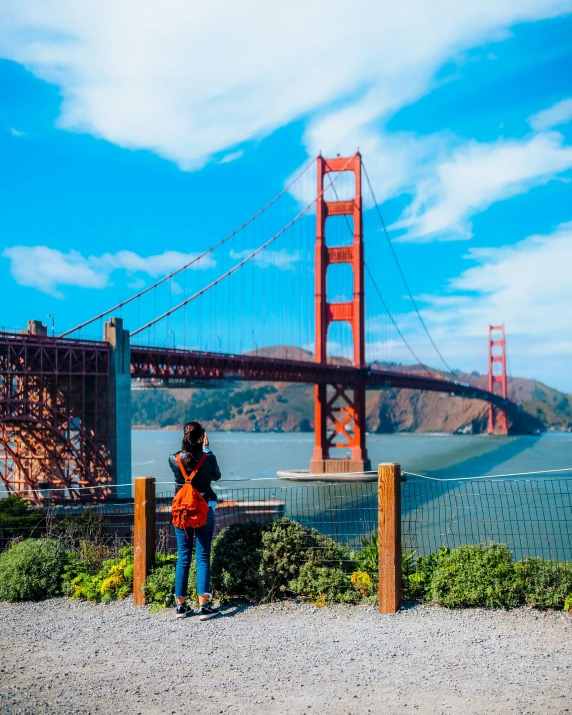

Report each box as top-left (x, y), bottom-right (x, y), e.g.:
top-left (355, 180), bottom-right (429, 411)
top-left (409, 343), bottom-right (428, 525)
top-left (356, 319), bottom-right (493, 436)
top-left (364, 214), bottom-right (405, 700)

top-left (402, 476), bottom-right (572, 563)
top-left (1, 476), bottom-right (571, 565)
top-left (155, 484), bottom-right (378, 554)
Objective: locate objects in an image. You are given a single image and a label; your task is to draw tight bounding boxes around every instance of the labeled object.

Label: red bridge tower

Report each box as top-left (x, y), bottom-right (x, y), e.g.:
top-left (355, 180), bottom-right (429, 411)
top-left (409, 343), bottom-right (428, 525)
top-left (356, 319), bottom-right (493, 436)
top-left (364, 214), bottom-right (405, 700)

top-left (487, 324), bottom-right (509, 435)
top-left (310, 153), bottom-right (371, 474)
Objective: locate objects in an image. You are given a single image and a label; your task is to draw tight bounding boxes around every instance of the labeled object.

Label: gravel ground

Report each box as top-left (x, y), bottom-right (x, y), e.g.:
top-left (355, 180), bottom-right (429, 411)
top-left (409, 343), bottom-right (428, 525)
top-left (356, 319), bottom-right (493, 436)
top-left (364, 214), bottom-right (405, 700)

top-left (0, 598), bottom-right (570, 715)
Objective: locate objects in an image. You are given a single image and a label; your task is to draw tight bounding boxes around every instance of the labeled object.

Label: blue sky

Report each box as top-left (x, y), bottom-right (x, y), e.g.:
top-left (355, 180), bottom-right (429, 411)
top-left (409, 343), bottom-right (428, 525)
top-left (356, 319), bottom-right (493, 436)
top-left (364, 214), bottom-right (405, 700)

top-left (1, 1), bottom-right (572, 390)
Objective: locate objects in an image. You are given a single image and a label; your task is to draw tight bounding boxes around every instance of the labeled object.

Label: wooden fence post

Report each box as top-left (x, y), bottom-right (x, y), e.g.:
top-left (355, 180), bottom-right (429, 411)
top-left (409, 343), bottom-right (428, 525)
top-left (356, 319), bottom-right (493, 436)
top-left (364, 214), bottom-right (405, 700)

top-left (378, 463), bottom-right (401, 614)
top-left (133, 476), bottom-right (156, 606)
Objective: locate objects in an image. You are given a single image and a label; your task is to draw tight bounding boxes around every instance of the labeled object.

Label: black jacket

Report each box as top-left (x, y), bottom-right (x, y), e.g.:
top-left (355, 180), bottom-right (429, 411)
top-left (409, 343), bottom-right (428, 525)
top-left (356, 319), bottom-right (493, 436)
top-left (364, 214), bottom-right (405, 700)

top-left (169, 449), bottom-right (222, 502)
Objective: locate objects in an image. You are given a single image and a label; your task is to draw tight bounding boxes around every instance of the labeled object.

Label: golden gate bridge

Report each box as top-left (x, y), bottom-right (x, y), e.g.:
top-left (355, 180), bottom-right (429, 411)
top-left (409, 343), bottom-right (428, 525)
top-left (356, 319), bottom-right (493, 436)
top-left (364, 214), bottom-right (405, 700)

top-left (0, 153), bottom-right (515, 501)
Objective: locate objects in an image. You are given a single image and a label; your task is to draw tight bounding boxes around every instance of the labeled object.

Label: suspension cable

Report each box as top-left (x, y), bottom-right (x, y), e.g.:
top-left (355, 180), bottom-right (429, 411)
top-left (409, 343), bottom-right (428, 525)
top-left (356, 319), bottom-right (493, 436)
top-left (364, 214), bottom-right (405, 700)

top-left (361, 161), bottom-right (455, 376)
top-left (131, 155), bottom-right (357, 337)
top-left (59, 157), bottom-right (315, 338)
top-left (327, 178), bottom-right (434, 376)
top-left (364, 263), bottom-right (434, 375)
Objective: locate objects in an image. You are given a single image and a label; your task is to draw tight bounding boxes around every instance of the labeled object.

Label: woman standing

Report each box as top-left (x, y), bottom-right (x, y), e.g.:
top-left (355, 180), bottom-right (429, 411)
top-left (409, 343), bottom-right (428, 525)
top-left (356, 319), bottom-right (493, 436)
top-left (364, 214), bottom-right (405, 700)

top-left (169, 420), bottom-right (221, 620)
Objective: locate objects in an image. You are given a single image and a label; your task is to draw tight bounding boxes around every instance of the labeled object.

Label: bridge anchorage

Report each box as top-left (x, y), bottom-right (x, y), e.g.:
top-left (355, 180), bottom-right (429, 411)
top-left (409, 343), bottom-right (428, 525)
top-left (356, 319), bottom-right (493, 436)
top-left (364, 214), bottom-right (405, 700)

top-left (1, 151), bottom-right (519, 500)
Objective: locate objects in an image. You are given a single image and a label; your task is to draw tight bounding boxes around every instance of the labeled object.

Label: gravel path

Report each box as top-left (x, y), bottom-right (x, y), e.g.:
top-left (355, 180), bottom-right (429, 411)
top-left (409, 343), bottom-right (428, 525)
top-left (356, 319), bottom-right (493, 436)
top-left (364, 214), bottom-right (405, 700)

top-left (0, 598), bottom-right (570, 714)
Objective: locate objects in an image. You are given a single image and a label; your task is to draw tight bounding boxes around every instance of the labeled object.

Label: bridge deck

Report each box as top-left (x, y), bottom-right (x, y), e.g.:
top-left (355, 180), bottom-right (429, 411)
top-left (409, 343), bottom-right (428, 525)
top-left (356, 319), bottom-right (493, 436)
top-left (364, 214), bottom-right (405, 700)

top-left (130, 345), bottom-right (511, 410)
top-left (0, 332), bottom-right (512, 411)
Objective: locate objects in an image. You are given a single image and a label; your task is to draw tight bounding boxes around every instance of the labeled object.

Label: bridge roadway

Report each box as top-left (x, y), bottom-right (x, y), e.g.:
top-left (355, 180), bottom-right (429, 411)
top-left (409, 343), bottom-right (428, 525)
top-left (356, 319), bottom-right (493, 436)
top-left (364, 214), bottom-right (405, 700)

top-left (0, 331), bottom-right (512, 411)
top-left (131, 344), bottom-right (513, 411)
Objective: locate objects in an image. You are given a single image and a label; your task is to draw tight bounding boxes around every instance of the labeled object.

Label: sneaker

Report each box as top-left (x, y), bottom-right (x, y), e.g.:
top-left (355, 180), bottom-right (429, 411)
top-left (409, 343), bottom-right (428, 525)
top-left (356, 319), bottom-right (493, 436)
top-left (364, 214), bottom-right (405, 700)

top-left (175, 603), bottom-right (190, 619)
top-left (199, 602), bottom-right (220, 621)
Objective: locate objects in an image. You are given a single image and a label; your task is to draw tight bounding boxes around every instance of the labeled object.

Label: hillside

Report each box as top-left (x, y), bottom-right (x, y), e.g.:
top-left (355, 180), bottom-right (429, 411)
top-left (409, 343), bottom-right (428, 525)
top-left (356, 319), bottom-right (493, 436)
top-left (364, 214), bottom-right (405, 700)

top-left (131, 365), bottom-right (572, 434)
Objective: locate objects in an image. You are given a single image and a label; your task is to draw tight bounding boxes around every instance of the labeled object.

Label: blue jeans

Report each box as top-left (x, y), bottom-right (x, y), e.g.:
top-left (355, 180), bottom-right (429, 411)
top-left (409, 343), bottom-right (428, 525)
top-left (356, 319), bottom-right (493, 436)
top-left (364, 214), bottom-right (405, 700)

top-left (174, 507), bottom-right (215, 599)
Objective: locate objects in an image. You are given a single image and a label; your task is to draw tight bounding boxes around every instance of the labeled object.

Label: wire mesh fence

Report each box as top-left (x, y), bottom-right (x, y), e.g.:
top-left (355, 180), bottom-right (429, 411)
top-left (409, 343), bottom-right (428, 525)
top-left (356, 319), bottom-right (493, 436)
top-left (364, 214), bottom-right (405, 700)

top-left (0, 499), bottom-right (136, 553)
top-left (156, 484), bottom-right (377, 554)
top-left (1, 476), bottom-right (570, 565)
top-left (402, 476), bottom-right (572, 563)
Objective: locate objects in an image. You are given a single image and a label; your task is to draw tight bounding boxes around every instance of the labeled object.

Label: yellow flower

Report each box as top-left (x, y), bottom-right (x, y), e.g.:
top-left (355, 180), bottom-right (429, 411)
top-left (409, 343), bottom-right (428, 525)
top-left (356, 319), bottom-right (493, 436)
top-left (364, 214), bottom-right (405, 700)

top-left (351, 571), bottom-right (372, 596)
top-left (313, 593), bottom-right (327, 608)
top-left (100, 574), bottom-right (124, 594)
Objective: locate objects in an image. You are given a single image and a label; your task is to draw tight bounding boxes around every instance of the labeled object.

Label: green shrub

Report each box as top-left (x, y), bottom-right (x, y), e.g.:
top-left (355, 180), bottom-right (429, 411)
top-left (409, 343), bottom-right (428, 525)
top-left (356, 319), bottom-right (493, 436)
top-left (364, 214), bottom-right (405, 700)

top-left (0, 538), bottom-right (67, 601)
top-left (64, 546), bottom-right (134, 602)
top-left (141, 553), bottom-right (196, 612)
top-left (350, 532), bottom-right (440, 602)
top-left (211, 518), bottom-right (355, 603)
top-left (289, 562), bottom-right (357, 604)
top-left (211, 521), bottom-right (265, 600)
top-left (404, 548), bottom-right (450, 600)
top-left (515, 557), bottom-right (572, 609)
top-left (144, 566), bottom-right (175, 612)
top-left (0, 494), bottom-right (43, 542)
top-left (258, 518), bottom-right (351, 601)
top-left (352, 532), bottom-right (378, 574)
top-left (429, 543), bottom-right (520, 608)
top-left (564, 595), bottom-right (572, 612)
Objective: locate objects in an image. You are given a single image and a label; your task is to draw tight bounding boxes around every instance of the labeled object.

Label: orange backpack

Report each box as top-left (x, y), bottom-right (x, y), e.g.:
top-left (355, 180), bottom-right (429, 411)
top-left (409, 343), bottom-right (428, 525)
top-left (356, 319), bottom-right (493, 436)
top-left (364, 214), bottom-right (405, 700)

top-left (171, 453), bottom-right (209, 530)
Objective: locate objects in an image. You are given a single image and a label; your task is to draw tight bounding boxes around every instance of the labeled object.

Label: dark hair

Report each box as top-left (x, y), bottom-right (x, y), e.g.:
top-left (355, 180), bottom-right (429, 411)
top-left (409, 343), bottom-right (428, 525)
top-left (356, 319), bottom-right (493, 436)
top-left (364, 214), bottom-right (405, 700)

top-left (182, 421), bottom-right (205, 456)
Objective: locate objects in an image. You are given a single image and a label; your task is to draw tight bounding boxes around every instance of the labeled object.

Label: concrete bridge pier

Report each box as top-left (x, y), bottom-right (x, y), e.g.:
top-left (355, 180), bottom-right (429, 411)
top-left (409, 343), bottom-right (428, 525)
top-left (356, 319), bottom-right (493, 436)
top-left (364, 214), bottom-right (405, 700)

top-left (104, 318), bottom-right (132, 498)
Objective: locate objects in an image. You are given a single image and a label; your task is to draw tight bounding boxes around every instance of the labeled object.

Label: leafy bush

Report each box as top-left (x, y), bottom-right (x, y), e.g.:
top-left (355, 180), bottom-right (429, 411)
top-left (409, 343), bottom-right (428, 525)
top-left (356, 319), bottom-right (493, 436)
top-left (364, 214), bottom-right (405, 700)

top-left (142, 553), bottom-right (178, 611)
top-left (211, 518), bottom-right (355, 603)
top-left (0, 494), bottom-right (43, 544)
top-left (289, 563), bottom-right (357, 604)
top-left (0, 538), bottom-right (67, 602)
top-left (404, 548), bottom-right (449, 600)
top-left (141, 553), bottom-right (197, 612)
top-left (350, 571), bottom-right (373, 597)
top-left (352, 532), bottom-right (378, 574)
top-left (565, 595), bottom-right (572, 612)
top-left (64, 546), bottom-right (134, 602)
top-left (258, 518), bottom-right (351, 601)
top-left (351, 532), bottom-right (434, 601)
top-left (143, 565), bottom-right (176, 611)
top-left (211, 521), bottom-right (265, 600)
top-left (515, 557), bottom-right (572, 608)
top-left (429, 543), bottom-right (521, 608)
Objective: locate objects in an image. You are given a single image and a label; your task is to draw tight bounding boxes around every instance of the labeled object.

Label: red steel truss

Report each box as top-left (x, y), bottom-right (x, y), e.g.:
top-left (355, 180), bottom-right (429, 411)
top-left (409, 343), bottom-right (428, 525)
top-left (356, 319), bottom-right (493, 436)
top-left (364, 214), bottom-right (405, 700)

top-left (487, 324), bottom-right (509, 435)
top-left (0, 332), bottom-right (112, 502)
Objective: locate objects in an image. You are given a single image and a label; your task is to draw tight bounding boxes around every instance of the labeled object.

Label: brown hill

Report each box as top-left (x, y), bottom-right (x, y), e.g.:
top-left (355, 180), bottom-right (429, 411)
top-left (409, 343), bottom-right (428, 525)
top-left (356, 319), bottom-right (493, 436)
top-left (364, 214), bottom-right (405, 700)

top-left (132, 363), bottom-right (572, 434)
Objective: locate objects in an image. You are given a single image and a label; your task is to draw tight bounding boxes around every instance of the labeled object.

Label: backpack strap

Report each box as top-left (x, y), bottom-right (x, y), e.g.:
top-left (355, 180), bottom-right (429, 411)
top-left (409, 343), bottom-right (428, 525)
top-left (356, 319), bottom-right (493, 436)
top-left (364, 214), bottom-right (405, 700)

top-left (176, 452), bottom-right (207, 484)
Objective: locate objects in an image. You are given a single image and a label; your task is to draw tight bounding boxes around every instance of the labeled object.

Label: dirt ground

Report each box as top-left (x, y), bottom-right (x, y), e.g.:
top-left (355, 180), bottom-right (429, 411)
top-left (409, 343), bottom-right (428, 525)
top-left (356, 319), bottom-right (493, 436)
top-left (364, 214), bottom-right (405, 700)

top-left (0, 598), bottom-right (570, 714)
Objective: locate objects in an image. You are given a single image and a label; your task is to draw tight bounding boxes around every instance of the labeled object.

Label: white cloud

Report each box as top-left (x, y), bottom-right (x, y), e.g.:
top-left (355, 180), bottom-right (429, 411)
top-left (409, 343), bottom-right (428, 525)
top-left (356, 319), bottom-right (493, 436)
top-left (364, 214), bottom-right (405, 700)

top-left (529, 97), bottom-right (572, 131)
top-left (419, 221), bottom-right (572, 390)
top-left (97, 249), bottom-right (214, 277)
top-left (219, 150), bottom-right (244, 165)
top-left (293, 98), bottom-right (572, 243)
top-left (390, 131), bottom-right (572, 241)
top-left (289, 124), bottom-right (445, 210)
top-left (229, 248), bottom-right (301, 270)
top-left (9, 127), bottom-right (26, 136)
top-left (0, 0), bottom-right (570, 170)
top-left (2, 245), bottom-right (214, 297)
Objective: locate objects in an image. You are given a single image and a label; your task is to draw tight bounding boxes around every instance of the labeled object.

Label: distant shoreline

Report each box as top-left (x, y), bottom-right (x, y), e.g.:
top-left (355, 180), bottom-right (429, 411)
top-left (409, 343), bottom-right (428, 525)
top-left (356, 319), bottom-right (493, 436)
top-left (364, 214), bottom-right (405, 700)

top-left (131, 425), bottom-right (569, 436)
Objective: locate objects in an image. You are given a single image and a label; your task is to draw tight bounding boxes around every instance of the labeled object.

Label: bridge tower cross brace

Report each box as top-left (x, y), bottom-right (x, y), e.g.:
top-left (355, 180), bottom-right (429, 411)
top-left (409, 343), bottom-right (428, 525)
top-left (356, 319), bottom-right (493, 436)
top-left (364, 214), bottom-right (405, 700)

top-left (487, 324), bottom-right (508, 435)
top-left (310, 153), bottom-right (371, 474)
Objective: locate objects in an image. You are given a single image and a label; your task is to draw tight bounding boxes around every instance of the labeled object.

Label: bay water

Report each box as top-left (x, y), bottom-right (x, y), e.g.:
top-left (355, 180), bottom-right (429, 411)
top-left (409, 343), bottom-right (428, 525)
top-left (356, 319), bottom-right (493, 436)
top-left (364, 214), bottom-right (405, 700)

top-left (132, 430), bottom-right (572, 489)
top-left (132, 430), bottom-right (572, 559)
